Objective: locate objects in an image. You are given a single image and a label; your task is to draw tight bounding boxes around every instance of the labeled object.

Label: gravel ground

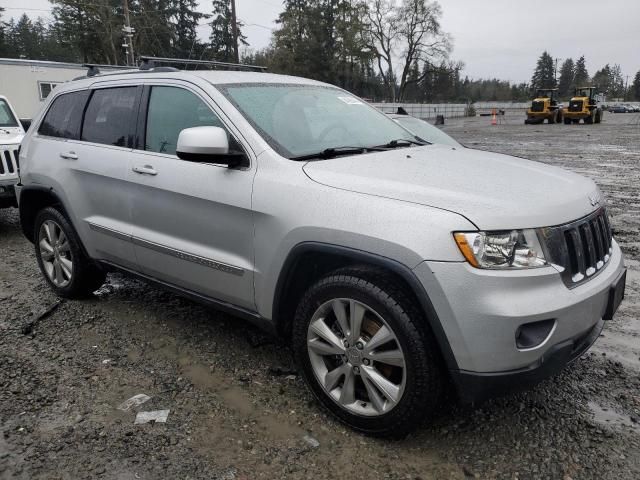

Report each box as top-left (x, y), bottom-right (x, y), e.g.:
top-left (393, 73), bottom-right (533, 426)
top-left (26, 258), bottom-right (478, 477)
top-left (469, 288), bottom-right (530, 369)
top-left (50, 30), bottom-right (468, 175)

top-left (1, 112), bottom-right (639, 480)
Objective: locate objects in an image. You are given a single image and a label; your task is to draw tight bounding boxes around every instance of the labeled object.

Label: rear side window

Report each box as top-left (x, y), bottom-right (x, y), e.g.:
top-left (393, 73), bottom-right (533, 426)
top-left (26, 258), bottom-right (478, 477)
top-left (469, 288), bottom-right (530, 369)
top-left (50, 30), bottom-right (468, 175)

top-left (38, 90), bottom-right (90, 139)
top-left (145, 86), bottom-right (224, 155)
top-left (82, 87), bottom-right (138, 147)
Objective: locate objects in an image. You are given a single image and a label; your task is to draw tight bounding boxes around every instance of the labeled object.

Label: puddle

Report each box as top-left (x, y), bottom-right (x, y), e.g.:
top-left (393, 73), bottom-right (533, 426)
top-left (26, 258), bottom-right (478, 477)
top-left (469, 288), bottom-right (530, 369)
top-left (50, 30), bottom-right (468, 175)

top-left (587, 401), bottom-right (640, 434)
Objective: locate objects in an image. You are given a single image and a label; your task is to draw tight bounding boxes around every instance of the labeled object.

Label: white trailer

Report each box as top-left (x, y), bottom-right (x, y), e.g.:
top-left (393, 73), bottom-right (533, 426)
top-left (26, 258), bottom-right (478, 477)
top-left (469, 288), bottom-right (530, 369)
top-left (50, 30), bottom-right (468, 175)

top-left (0, 58), bottom-right (126, 119)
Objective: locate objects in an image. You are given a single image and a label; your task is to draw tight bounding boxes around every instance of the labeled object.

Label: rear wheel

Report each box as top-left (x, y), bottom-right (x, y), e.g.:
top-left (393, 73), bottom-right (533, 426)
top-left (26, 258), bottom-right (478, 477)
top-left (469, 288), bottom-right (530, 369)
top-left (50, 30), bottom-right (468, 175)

top-left (34, 207), bottom-right (106, 298)
top-left (585, 111), bottom-right (594, 124)
top-left (595, 110), bottom-right (602, 124)
top-left (292, 267), bottom-right (444, 437)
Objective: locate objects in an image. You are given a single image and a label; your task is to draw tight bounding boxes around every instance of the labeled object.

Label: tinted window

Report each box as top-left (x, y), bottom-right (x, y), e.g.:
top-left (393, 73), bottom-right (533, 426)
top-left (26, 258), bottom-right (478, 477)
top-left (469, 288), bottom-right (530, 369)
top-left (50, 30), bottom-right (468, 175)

top-left (145, 86), bottom-right (224, 155)
top-left (38, 90), bottom-right (90, 139)
top-left (82, 87), bottom-right (138, 147)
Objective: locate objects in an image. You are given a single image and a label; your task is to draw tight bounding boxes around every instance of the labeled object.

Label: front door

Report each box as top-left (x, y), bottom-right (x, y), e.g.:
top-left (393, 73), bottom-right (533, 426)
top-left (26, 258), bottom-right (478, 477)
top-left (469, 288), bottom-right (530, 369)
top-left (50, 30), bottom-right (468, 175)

top-left (128, 84), bottom-right (256, 310)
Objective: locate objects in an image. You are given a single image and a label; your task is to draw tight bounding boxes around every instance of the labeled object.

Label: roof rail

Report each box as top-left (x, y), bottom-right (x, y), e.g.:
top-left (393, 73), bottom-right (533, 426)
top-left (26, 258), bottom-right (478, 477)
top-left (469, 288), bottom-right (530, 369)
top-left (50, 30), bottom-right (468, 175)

top-left (138, 56), bottom-right (267, 72)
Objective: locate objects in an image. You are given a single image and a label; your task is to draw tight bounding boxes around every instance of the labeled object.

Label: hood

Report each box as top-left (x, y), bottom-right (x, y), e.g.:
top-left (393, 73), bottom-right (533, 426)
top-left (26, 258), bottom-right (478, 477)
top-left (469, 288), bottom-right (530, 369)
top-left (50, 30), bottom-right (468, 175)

top-left (302, 145), bottom-right (601, 230)
top-left (0, 128), bottom-right (24, 146)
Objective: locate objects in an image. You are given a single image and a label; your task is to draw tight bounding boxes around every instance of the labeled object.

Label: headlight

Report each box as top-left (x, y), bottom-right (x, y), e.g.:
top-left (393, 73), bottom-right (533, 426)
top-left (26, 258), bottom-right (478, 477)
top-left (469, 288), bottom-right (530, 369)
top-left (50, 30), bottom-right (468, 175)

top-left (453, 230), bottom-right (547, 269)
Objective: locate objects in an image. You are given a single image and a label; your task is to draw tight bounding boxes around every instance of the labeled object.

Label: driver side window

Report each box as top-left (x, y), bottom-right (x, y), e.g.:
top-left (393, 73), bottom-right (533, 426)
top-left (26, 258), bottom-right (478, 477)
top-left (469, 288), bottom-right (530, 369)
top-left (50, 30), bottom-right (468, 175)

top-left (145, 86), bottom-right (231, 156)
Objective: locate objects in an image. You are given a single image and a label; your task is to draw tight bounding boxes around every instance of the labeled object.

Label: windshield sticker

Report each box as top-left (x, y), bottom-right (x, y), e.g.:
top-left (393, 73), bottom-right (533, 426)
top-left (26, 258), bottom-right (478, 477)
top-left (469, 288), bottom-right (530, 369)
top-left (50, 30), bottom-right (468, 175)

top-left (337, 96), bottom-right (363, 105)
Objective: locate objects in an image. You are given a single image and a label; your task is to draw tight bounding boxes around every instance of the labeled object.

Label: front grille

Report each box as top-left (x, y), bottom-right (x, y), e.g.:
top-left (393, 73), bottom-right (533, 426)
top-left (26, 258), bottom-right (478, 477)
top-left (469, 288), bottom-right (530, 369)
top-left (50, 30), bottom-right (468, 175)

top-left (568, 100), bottom-right (583, 112)
top-left (0, 146), bottom-right (19, 177)
top-left (541, 208), bottom-right (613, 288)
top-left (531, 101), bottom-right (545, 112)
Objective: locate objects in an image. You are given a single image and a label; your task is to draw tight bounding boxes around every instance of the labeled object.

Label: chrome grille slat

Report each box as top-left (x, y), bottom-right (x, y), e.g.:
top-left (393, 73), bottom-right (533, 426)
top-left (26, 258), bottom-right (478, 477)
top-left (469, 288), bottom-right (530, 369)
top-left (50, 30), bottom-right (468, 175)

top-left (544, 208), bottom-right (613, 288)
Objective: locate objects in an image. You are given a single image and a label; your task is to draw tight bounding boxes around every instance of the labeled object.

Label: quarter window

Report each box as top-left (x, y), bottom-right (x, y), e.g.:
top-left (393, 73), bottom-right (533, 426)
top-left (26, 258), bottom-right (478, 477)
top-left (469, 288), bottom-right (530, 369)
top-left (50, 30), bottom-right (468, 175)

top-left (82, 87), bottom-right (138, 147)
top-left (38, 90), bottom-right (90, 139)
top-left (145, 86), bottom-right (225, 155)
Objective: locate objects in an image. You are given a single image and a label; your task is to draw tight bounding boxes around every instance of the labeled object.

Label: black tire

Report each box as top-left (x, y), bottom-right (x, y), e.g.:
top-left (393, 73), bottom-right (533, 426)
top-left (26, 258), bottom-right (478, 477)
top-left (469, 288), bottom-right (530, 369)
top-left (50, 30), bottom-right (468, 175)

top-left (585, 111), bottom-right (594, 124)
top-left (34, 206), bottom-right (106, 298)
top-left (595, 110), bottom-right (602, 124)
top-left (548, 111), bottom-right (556, 124)
top-left (292, 266), bottom-right (445, 438)
top-left (572, 119), bottom-right (580, 124)
top-left (564, 117), bottom-right (571, 125)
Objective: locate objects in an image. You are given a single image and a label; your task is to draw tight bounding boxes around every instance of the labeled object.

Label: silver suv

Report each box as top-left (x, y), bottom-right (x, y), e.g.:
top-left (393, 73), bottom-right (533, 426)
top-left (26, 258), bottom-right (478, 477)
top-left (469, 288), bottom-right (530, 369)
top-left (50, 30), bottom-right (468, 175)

top-left (17, 65), bottom-right (626, 437)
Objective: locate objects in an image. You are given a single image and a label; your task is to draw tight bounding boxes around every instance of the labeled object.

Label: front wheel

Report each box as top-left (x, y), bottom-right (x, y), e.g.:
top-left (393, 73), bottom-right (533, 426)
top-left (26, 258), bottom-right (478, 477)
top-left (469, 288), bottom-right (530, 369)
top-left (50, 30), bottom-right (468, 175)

top-left (292, 267), bottom-right (444, 437)
top-left (34, 207), bottom-right (106, 298)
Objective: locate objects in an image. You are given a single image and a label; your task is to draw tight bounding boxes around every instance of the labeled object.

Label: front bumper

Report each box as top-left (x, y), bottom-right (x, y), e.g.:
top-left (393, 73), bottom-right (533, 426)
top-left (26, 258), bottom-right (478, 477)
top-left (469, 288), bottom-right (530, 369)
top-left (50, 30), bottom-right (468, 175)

top-left (0, 181), bottom-right (17, 205)
top-left (413, 240), bottom-right (625, 399)
top-left (451, 317), bottom-right (605, 403)
top-left (563, 111), bottom-right (589, 119)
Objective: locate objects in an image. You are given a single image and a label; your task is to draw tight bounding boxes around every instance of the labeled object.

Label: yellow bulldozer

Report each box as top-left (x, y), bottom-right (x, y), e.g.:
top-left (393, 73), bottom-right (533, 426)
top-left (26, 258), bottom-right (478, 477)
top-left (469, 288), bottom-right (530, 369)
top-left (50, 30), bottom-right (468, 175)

top-left (525, 88), bottom-right (563, 124)
top-left (563, 87), bottom-right (604, 124)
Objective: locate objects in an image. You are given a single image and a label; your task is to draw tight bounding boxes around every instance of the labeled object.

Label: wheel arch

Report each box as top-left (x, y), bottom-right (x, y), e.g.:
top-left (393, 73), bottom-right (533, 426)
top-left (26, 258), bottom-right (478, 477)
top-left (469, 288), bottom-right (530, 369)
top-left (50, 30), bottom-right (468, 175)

top-left (18, 185), bottom-right (71, 243)
top-left (273, 242), bottom-right (459, 371)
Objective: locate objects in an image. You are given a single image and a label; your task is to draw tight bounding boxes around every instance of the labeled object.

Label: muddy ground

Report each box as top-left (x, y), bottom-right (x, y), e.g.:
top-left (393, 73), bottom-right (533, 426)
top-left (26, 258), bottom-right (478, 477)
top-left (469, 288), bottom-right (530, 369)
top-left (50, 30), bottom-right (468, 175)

top-left (1, 112), bottom-right (639, 480)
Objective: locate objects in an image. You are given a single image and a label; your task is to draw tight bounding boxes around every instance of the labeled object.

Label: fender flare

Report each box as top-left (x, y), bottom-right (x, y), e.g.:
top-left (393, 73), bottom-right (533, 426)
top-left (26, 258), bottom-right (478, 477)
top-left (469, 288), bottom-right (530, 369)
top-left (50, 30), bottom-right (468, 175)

top-left (273, 241), bottom-right (459, 371)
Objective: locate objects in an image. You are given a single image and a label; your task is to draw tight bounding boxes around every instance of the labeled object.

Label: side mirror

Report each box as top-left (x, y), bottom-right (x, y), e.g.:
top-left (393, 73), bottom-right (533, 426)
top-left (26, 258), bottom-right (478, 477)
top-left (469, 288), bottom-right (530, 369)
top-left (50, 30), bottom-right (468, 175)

top-left (176, 126), bottom-right (245, 167)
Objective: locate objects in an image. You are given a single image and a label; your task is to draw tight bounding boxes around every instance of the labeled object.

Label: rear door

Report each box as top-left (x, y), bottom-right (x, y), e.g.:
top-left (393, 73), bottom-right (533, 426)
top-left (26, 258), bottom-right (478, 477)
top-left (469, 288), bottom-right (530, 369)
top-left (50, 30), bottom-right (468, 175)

top-left (128, 82), bottom-right (256, 310)
top-left (30, 85), bottom-right (141, 269)
top-left (70, 85), bottom-right (141, 268)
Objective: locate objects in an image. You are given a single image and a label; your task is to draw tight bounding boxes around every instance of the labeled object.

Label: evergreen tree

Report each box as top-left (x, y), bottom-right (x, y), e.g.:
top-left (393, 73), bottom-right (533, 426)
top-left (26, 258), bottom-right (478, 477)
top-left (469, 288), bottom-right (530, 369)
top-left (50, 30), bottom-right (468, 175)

top-left (173, 0), bottom-right (209, 58)
top-left (530, 51), bottom-right (556, 90)
top-left (210, 0), bottom-right (247, 62)
top-left (632, 70), bottom-right (640, 101)
top-left (0, 7), bottom-right (6, 57)
top-left (557, 58), bottom-right (574, 98)
top-left (573, 55), bottom-right (589, 90)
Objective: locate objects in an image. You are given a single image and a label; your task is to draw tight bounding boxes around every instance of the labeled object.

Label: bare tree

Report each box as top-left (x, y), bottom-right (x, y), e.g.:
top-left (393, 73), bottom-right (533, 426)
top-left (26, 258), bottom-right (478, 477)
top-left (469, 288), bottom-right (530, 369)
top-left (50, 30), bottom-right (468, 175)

top-left (366, 0), bottom-right (450, 101)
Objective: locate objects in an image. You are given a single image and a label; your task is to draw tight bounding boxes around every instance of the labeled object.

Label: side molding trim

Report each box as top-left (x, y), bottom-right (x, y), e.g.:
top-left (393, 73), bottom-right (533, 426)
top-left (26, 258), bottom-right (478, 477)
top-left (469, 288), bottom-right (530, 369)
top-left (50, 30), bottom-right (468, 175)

top-left (87, 221), bottom-right (245, 276)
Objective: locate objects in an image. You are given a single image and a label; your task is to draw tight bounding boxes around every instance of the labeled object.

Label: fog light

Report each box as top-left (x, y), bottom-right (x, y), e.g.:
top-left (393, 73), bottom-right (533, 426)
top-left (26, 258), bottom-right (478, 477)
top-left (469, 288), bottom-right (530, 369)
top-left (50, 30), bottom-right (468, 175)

top-left (515, 319), bottom-right (556, 349)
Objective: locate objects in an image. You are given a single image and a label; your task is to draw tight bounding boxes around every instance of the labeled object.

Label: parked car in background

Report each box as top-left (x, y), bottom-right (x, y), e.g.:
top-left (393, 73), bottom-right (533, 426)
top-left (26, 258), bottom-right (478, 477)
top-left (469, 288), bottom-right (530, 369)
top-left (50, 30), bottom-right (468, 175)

top-left (387, 112), bottom-right (462, 148)
top-left (16, 63), bottom-right (626, 437)
top-left (0, 95), bottom-right (24, 208)
top-left (610, 104), bottom-right (632, 113)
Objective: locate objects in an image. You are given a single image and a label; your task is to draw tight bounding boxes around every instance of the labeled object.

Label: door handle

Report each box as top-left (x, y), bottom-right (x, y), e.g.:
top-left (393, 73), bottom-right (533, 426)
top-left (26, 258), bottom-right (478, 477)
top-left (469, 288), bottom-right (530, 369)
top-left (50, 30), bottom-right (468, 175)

top-left (59, 151), bottom-right (78, 160)
top-left (132, 165), bottom-right (158, 176)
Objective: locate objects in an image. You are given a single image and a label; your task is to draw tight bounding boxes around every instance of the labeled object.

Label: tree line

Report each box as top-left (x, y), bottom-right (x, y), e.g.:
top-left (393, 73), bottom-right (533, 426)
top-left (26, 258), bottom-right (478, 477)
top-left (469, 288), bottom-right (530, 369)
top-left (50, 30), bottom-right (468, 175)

top-left (531, 50), bottom-right (638, 100)
top-left (1, 2), bottom-right (639, 102)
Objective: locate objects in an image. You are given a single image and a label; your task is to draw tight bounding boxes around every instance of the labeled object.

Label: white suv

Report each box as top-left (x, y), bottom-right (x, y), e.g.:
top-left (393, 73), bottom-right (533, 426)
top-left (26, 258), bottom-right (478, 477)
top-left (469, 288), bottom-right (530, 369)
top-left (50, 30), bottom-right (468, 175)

top-left (16, 64), bottom-right (626, 437)
top-left (0, 95), bottom-right (24, 208)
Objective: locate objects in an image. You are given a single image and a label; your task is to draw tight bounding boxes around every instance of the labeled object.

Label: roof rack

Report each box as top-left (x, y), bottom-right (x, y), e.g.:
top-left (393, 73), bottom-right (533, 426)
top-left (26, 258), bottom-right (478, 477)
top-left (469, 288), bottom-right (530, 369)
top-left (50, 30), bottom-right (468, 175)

top-left (138, 56), bottom-right (267, 72)
top-left (72, 63), bottom-right (131, 80)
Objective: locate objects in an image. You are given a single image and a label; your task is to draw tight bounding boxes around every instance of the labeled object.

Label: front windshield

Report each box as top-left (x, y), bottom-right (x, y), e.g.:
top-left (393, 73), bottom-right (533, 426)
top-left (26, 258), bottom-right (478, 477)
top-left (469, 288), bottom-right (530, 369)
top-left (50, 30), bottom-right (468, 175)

top-left (0, 99), bottom-right (19, 128)
top-left (219, 83), bottom-right (418, 159)
top-left (393, 116), bottom-right (461, 148)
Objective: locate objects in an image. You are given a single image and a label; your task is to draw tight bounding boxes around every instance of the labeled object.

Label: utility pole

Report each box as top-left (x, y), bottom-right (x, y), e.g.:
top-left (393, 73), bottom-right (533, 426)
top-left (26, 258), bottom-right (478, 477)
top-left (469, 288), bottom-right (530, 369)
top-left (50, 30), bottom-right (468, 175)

top-left (122, 0), bottom-right (135, 66)
top-left (230, 0), bottom-right (239, 63)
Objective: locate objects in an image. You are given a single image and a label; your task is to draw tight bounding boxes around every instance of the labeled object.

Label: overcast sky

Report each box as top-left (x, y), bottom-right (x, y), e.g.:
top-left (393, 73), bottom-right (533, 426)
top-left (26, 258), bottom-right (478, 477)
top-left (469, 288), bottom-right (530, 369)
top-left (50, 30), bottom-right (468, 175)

top-left (4, 0), bottom-right (639, 84)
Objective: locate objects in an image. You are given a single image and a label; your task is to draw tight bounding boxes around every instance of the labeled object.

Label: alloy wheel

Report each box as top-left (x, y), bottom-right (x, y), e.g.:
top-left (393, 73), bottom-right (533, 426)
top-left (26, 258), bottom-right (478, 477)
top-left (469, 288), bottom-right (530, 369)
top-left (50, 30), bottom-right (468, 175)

top-left (306, 298), bottom-right (407, 417)
top-left (39, 220), bottom-right (73, 287)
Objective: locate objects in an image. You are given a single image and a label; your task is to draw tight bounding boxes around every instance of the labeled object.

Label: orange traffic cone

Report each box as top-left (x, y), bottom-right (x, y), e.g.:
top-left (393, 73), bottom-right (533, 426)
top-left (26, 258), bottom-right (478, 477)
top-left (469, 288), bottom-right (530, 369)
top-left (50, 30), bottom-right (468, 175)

top-left (491, 108), bottom-right (497, 126)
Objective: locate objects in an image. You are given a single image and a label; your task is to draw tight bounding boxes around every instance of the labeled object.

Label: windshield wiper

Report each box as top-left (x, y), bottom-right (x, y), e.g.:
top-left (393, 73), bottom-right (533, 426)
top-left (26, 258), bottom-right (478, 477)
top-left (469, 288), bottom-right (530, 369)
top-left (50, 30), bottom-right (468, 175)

top-left (375, 138), bottom-right (429, 149)
top-left (291, 146), bottom-right (385, 161)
